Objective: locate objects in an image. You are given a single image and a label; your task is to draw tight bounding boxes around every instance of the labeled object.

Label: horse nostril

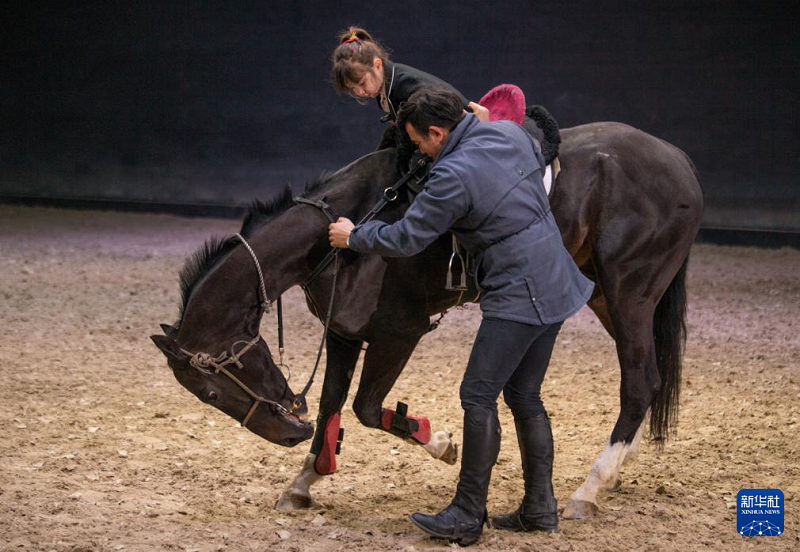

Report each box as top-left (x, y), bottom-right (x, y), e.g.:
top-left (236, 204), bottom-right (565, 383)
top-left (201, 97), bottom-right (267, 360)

top-left (206, 391), bottom-right (217, 402)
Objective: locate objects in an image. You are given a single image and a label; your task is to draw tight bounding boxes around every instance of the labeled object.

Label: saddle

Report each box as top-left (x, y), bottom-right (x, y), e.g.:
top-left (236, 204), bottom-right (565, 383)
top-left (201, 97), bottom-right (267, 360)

top-left (480, 84), bottom-right (561, 195)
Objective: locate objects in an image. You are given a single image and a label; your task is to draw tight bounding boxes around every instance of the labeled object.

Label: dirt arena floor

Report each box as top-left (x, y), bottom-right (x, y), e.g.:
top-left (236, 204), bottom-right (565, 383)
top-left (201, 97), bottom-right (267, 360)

top-left (1, 205), bottom-right (798, 551)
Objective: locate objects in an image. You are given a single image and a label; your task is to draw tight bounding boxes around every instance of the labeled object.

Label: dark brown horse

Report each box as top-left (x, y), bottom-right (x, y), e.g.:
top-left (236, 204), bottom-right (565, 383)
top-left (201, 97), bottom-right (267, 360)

top-left (151, 121), bottom-right (703, 518)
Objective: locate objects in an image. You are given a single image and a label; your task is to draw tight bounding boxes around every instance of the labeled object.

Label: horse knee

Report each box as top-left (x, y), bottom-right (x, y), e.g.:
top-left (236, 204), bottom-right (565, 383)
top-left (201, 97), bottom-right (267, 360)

top-left (351, 396), bottom-right (382, 428)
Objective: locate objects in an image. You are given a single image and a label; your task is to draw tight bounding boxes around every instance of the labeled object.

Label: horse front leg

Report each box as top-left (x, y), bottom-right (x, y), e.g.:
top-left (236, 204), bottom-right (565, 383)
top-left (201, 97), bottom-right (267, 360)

top-left (352, 335), bottom-right (458, 465)
top-left (275, 332), bottom-right (362, 510)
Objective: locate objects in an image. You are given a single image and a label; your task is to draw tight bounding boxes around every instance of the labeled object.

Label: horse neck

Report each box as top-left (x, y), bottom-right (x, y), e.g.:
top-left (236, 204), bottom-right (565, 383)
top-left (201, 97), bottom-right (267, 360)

top-left (259, 150), bottom-right (398, 294)
top-left (252, 206), bottom-right (330, 297)
top-left (179, 149), bottom-right (397, 346)
top-left (176, 208), bottom-right (325, 349)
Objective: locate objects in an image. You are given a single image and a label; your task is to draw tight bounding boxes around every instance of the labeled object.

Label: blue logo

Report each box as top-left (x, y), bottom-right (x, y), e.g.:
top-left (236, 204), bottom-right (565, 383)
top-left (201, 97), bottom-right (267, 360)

top-left (737, 489), bottom-right (784, 537)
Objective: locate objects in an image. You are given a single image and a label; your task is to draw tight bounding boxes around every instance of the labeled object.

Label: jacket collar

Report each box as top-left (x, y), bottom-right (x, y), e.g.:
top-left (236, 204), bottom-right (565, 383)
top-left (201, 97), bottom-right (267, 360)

top-left (383, 60), bottom-right (395, 88)
top-left (436, 113), bottom-right (479, 161)
top-left (379, 61), bottom-right (397, 118)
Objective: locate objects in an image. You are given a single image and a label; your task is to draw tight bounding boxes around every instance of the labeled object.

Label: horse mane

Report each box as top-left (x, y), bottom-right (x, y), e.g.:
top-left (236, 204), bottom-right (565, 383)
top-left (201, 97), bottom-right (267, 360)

top-left (176, 173), bottom-right (333, 325)
top-left (239, 174), bottom-right (332, 237)
top-left (178, 235), bottom-right (239, 322)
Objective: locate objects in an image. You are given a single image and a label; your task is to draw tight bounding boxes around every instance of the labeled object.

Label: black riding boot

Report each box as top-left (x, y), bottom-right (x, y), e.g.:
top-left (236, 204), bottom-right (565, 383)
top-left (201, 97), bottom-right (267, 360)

top-left (410, 407), bottom-right (501, 546)
top-left (492, 413), bottom-right (558, 533)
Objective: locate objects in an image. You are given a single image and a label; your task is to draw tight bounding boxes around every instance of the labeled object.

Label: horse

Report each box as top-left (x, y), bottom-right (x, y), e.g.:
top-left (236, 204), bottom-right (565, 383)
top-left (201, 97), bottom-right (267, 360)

top-left (151, 121), bottom-right (703, 519)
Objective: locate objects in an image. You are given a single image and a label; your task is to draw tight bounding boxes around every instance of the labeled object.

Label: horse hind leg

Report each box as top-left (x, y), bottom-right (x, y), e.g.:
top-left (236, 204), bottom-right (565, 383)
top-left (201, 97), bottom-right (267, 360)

top-left (578, 289), bottom-right (637, 496)
top-left (563, 302), bottom-right (661, 520)
top-left (352, 335), bottom-right (458, 465)
top-left (564, 245), bottom-right (690, 519)
top-left (608, 417), bottom-right (646, 492)
top-left (276, 332), bottom-right (362, 510)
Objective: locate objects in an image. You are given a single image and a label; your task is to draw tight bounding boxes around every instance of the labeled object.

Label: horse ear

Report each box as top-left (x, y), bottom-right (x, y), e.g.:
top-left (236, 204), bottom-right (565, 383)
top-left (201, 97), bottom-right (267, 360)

top-left (151, 334), bottom-right (187, 361)
top-left (159, 323), bottom-right (178, 339)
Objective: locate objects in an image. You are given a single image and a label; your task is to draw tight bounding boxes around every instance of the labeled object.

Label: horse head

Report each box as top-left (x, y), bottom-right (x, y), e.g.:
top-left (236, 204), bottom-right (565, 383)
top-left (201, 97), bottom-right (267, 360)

top-left (150, 230), bottom-right (316, 448)
top-left (151, 322), bottom-right (312, 447)
top-left (150, 151), bottom-right (398, 450)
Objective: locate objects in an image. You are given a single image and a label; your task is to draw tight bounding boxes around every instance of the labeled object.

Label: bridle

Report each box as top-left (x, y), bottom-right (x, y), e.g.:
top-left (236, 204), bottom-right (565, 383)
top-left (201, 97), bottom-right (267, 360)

top-left (179, 334), bottom-right (291, 427)
top-left (177, 158), bottom-right (430, 429)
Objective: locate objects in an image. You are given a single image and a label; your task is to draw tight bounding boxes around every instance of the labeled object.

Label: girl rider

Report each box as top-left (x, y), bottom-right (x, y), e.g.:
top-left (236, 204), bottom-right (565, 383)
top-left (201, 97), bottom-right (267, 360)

top-left (330, 27), bottom-right (489, 154)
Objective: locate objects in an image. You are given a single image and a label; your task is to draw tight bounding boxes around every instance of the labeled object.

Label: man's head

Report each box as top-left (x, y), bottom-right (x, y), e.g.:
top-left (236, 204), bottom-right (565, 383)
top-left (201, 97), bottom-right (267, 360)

top-left (397, 88), bottom-right (465, 158)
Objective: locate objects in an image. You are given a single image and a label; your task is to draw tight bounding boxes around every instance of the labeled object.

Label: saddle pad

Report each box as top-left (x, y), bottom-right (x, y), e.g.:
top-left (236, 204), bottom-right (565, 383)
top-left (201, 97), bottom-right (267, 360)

top-left (543, 157), bottom-right (561, 198)
top-left (544, 163), bottom-right (553, 196)
top-left (478, 84), bottom-right (526, 125)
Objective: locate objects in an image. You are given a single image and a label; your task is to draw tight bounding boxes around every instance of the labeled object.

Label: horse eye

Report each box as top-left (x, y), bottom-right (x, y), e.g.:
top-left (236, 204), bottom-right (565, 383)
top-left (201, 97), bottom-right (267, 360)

top-left (206, 391), bottom-right (218, 402)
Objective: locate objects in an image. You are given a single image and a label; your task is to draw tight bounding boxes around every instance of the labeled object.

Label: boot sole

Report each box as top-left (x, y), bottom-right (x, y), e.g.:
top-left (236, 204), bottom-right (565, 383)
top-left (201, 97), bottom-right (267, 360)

top-left (409, 515), bottom-right (481, 546)
top-left (493, 523), bottom-right (558, 533)
top-left (491, 516), bottom-right (557, 533)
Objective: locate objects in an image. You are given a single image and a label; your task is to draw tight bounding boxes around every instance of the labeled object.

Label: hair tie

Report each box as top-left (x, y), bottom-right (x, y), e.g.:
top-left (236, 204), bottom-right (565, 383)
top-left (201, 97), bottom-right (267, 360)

top-left (343, 33), bottom-right (359, 44)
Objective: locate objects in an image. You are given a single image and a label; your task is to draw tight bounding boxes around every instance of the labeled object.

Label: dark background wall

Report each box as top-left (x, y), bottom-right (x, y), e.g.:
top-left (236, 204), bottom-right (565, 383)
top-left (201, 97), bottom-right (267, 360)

top-left (2, 1), bottom-right (798, 231)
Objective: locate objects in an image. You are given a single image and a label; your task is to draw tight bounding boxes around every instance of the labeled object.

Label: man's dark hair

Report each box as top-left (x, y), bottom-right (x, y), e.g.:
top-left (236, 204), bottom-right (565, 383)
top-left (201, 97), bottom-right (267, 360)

top-left (396, 87), bottom-right (465, 135)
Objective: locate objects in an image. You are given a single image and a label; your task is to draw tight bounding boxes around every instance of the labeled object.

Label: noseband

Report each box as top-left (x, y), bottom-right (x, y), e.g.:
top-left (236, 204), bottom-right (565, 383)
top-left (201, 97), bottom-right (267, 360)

top-left (179, 334), bottom-right (290, 428)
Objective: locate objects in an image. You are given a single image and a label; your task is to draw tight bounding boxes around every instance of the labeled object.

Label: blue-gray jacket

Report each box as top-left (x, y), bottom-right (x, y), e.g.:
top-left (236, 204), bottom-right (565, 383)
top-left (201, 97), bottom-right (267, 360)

top-left (348, 114), bottom-right (594, 325)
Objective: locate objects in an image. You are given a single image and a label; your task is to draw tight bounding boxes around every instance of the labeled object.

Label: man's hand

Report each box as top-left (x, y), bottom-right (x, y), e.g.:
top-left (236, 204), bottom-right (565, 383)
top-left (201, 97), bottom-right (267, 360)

top-left (329, 217), bottom-right (355, 249)
top-left (468, 101), bottom-right (490, 122)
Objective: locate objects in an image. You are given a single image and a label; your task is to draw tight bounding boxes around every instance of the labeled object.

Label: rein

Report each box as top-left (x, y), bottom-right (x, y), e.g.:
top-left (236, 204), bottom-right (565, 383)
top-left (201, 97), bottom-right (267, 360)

top-left (288, 157), bottom-right (431, 411)
top-left (300, 157), bottom-right (431, 289)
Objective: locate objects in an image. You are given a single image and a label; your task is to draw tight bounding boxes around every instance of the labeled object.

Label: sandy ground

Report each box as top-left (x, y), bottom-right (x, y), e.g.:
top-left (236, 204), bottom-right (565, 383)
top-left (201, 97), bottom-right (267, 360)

top-left (1, 205), bottom-right (799, 551)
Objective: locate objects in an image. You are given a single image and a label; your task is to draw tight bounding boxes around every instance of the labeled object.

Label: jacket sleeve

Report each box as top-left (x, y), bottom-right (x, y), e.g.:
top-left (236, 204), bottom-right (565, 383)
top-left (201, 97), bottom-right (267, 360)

top-left (348, 165), bottom-right (468, 257)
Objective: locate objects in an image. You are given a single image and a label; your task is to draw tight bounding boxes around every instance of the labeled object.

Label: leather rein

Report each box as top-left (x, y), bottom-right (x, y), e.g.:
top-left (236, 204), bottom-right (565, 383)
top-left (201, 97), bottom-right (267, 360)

top-left (178, 158), bottom-right (430, 429)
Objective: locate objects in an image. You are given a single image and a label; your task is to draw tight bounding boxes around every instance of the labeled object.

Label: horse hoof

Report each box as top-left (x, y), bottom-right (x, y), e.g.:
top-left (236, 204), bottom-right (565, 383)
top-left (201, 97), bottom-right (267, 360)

top-left (275, 491), bottom-right (313, 510)
top-left (562, 499), bottom-right (598, 519)
top-left (441, 443), bottom-right (458, 465)
top-left (423, 431), bottom-right (459, 465)
top-left (607, 477), bottom-right (622, 492)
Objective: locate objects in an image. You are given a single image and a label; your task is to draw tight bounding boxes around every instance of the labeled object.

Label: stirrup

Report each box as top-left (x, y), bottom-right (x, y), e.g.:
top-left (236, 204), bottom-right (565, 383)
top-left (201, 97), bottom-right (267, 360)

top-left (445, 235), bottom-right (468, 291)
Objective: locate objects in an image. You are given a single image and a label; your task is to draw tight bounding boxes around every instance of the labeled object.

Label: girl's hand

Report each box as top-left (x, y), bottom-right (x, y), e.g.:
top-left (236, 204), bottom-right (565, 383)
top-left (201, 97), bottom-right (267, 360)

top-left (329, 217), bottom-right (355, 249)
top-left (468, 101), bottom-right (490, 122)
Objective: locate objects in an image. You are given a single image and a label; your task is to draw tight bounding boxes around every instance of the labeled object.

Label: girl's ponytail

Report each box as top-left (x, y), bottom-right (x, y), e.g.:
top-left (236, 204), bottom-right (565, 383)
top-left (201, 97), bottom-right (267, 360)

top-left (338, 26), bottom-right (375, 45)
top-left (331, 26), bottom-right (390, 94)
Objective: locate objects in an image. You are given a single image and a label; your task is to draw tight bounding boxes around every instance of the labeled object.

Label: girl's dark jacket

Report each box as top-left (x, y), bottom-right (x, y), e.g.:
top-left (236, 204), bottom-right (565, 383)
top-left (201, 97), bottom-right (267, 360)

top-left (377, 61), bottom-right (469, 122)
top-left (349, 113), bottom-right (594, 326)
top-left (375, 61), bottom-right (469, 165)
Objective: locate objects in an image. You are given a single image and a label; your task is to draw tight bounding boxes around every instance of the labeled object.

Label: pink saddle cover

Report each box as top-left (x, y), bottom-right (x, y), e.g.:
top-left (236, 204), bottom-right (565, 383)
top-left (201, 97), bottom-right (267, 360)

top-left (478, 84), bottom-right (526, 125)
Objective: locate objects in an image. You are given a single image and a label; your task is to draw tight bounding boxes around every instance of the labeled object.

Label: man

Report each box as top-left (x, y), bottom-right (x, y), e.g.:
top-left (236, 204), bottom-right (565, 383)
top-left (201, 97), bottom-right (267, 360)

top-left (328, 88), bottom-right (593, 546)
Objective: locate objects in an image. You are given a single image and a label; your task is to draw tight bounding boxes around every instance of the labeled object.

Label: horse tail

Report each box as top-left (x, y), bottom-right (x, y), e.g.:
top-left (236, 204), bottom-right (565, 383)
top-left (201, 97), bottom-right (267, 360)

top-left (649, 254), bottom-right (690, 443)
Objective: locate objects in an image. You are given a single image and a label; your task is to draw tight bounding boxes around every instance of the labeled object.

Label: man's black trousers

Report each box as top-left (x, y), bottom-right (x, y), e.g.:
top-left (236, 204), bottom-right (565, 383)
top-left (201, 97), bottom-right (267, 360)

top-left (460, 318), bottom-right (563, 420)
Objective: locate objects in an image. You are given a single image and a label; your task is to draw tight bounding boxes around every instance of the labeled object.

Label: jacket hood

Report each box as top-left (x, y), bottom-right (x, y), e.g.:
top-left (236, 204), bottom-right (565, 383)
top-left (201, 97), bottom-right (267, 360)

top-left (437, 113), bottom-right (479, 162)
